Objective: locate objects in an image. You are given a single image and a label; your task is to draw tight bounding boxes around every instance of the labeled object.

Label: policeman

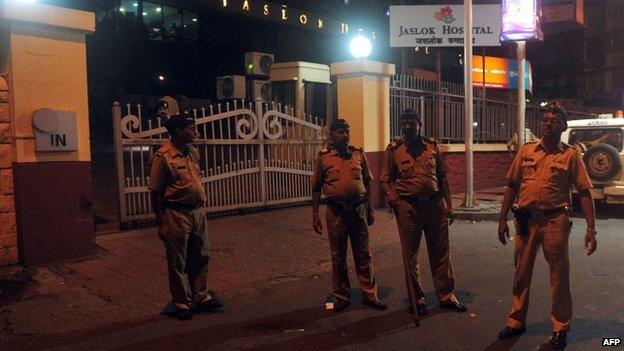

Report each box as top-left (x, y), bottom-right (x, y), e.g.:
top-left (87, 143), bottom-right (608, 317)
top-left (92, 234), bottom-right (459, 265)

top-left (497, 104), bottom-right (597, 349)
top-left (380, 109), bottom-right (467, 317)
top-left (149, 115), bottom-right (223, 320)
top-left (311, 119), bottom-right (387, 312)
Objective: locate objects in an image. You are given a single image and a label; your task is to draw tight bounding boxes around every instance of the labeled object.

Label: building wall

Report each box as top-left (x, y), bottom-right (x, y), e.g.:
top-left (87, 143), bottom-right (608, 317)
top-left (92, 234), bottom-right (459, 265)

top-left (582, 0), bottom-right (624, 109)
top-left (444, 151), bottom-right (513, 193)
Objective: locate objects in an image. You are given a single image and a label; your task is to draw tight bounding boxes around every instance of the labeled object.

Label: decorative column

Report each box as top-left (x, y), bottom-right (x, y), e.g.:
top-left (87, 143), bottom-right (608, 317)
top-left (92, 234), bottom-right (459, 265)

top-left (0, 76), bottom-right (16, 265)
top-left (331, 60), bottom-right (395, 207)
top-left (0, 1), bottom-right (95, 266)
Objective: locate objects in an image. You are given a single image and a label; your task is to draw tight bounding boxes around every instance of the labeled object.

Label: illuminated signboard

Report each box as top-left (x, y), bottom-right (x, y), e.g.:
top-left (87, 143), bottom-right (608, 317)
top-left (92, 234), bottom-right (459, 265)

top-left (500, 0), bottom-right (543, 42)
top-left (389, 5), bottom-right (502, 47)
top-left (206, 0), bottom-right (360, 36)
top-left (472, 55), bottom-right (532, 91)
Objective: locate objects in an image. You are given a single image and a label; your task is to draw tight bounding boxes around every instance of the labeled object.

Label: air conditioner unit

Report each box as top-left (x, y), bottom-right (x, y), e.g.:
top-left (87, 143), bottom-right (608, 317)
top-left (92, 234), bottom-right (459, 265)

top-left (244, 52), bottom-right (274, 76)
top-left (249, 80), bottom-right (272, 101)
top-left (216, 75), bottom-right (246, 100)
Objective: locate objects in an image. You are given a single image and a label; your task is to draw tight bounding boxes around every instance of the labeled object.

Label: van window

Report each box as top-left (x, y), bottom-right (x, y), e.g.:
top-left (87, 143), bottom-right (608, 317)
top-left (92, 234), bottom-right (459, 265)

top-left (568, 128), bottom-right (623, 151)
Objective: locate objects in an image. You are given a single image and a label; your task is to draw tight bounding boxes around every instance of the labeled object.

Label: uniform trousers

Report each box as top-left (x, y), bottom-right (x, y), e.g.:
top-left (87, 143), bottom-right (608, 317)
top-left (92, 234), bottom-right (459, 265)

top-left (507, 212), bottom-right (573, 332)
top-left (160, 206), bottom-right (212, 311)
top-left (394, 195), bottom-right (456, 305)
top-left (325, 203), bottom-right (378, 301)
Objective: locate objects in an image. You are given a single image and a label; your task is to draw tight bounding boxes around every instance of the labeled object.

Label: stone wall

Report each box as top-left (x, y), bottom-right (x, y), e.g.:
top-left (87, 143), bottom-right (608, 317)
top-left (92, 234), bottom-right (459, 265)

top-left (0, 76), bottom-right (17, 265)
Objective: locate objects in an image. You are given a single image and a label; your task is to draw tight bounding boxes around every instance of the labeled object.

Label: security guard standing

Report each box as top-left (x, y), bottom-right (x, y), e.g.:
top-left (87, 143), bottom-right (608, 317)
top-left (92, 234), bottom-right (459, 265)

top-left (311, 119), bottom-right (387, 312)
top-left (149, 115), bottom-right (223, 320)
top-left (497, 104), bottom-right (597, 349)
top-left (380, 109), bottom-right (467, 318)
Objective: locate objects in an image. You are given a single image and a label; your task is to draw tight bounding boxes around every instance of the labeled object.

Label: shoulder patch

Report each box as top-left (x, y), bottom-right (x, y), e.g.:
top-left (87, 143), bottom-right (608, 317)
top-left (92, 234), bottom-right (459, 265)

top-left (386, 137), bottom-right (404, 151)
top-left (188, 145), bottom-right (200, 158)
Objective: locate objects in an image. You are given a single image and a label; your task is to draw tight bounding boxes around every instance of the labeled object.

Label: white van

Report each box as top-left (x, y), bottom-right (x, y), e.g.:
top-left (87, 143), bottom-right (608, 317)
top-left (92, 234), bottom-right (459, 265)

top-left (561, 118), bottom-right (624, 204)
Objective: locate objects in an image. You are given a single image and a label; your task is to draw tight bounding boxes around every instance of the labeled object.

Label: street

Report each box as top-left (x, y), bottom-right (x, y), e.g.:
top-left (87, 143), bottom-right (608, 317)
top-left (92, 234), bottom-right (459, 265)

top-left (1, 203), bottom-right (623, 351)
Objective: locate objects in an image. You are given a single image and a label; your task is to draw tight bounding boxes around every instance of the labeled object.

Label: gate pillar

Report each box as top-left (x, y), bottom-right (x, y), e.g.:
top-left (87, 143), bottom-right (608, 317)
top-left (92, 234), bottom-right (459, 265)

top-left (331, 60), bottom-right (395, 208)
top-left (0, 1), bottom-right (95, 266)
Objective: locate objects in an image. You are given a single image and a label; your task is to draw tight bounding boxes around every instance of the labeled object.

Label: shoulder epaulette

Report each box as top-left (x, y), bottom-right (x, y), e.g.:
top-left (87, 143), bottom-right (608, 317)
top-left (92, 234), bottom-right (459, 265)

top-left (348, 145), bottom-right (364, 152)
top-left (318, 146), bottom-right (332, 155)
top-left (154, 143), bottom-right (171, 157)
top-left (386, 137), bottom-right (404, 150)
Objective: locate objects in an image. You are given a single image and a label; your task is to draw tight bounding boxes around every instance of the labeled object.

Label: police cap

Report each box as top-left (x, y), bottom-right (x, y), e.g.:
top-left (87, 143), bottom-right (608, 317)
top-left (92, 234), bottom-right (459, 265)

top-left (544, 102), bottom-right (569, 124)
top-left (164, 114), bottom-right (195, 134)
top-left (330, 118), bottom-right (350, 132)
top-left (400, 108), bottom-right (421, 122)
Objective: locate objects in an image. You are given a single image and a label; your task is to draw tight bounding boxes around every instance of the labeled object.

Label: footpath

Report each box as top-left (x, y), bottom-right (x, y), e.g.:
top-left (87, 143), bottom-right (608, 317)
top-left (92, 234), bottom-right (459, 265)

top-left (10, 187), bottom-right (622, 351)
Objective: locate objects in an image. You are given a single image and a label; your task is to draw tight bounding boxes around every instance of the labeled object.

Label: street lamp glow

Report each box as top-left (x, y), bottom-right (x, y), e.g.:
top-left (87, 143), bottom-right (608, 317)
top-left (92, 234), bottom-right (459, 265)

top-left (349, 35), bottom-right (372, 59)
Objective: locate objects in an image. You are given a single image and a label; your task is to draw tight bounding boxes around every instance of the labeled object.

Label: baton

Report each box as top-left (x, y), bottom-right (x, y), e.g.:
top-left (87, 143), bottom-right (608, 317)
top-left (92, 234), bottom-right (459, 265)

top-left (397, 221), bottom-right (420, 327)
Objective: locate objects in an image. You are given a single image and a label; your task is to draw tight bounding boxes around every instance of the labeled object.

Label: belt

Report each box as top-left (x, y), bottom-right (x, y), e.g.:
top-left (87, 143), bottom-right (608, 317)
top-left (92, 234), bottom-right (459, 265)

top-left (326, 199), bottom-right (366, 211)
top-left (165, 202), bottom-right (203, 212)
top-left (526, 206), bottom-right (568, 218)
top-left (399, 192), bottom-right (440, 203)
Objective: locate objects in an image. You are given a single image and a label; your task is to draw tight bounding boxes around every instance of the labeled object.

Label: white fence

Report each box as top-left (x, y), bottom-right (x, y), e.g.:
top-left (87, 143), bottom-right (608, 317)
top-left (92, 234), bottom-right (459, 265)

top-left (113, 100), bottom-right (327, 226)
top-left (390, 74), bottom-right (597, 141)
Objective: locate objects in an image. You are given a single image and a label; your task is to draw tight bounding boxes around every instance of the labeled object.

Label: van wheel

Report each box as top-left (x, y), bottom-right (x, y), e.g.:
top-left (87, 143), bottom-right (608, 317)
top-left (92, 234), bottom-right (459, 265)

top-left (583, 143), bottom-right (622, 182)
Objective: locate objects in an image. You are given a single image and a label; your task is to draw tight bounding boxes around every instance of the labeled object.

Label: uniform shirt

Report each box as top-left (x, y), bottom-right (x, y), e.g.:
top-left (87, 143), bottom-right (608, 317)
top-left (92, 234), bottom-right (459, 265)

top-left (148, 141), bottom-right (207, 207)
top-left (379, 138), bottom-right (449, 197)
top-left (506, 139), bottom-right (592, 210)
top-left (311, 146), bottom-right (373, 203)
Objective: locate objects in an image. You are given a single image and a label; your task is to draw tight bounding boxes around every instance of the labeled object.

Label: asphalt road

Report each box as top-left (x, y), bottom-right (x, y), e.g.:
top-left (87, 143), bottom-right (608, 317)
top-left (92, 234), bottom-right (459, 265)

top-left (2, 205), bottom-right (623, 351)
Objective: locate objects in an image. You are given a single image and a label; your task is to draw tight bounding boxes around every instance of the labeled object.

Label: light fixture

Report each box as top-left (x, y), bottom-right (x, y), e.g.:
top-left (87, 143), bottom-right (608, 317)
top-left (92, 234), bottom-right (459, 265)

top-left (158, 75), bottom-right (165, 81)
top-left (540, 101), bottom-right (548, 107)
top-left (349, 33), bottom-right (372, 59)
top-left (119, 7), bottom-right (125, 12)
top-left (142, 12), bottom-right (147, 16)
top-left (133, 2), bottom-right (138, 7)
top-left (156, 7), bottom-right (162, 12)
top-left (192, 18), bottom-right (198, 22)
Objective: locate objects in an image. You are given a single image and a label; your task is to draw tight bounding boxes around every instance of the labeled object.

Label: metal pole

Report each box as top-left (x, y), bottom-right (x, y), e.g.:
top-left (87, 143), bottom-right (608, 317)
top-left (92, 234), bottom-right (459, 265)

top-left (436, 49), bottom-right (444, 140)
top-left (463, 0), bottom-right (475, 207)
top-left (517, 41), bottom-right (527, 146)
top-left (112, 102), bottom-right (127, 226)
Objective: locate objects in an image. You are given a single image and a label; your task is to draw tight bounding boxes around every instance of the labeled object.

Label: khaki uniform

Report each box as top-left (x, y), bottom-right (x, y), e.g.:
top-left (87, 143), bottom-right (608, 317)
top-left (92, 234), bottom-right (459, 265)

top-left (311, 145), bottom-right (378, 301)
top-left (380, 137), bottom-right (456, 305)
top-left (149, 141), bottom-right (212, 312)
top-left (505, 140), bottom-right (592, 332)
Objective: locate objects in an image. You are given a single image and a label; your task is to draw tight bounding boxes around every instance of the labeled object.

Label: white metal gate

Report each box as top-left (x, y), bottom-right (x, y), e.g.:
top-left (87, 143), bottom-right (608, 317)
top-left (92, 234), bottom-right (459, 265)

top-left (113, 100), bottom-right (326, 226)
